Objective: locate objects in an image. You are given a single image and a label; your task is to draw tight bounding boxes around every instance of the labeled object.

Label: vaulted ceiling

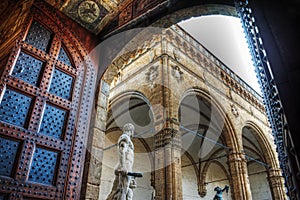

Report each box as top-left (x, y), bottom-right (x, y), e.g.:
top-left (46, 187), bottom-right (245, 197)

top-left (59, 0), bottom-right (122, 34)
top-left (45, 0), bottom-right (165, 34)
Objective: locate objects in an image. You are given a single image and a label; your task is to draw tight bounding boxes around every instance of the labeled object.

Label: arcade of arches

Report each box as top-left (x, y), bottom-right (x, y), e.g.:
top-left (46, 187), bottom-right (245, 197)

top-left (0, 0), bottom-right (297, 200)
top-left (93, 25), bottom-right (285, 200)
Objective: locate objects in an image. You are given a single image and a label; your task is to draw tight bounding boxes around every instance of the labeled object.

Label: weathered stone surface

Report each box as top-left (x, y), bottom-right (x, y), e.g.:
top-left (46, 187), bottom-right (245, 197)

top-left (85, 183), bottom-right (101, 200)
top-left (87, 24), bottom-right (285, 200)
top-left (92, 128), bottom-right (106, 149)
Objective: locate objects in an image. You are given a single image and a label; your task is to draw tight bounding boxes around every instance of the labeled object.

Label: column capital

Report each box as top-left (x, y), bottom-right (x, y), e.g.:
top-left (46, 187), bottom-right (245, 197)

top-left (268, 168), bottom-right (285, 186)
top-left (227, 150), bottom-right (252, 199)
top-left (268, 168), bottom-right (283, 176)
top-left (153, 127), bottom-right (183, 200)
top-left (267, 168), bottom-right (287, 200)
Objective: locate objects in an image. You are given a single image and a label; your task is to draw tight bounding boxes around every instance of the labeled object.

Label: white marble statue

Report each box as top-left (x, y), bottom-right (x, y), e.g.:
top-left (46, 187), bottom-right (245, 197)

top-left (107, 123), bottom-right (137, 200)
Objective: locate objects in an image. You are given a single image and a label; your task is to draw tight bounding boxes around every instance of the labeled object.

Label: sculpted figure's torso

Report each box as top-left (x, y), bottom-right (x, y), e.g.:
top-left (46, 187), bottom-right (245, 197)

top-left (116, 124), bottom-right (135, 200)
top-left (117, 134), bottom-right (134, 173)
top-left (106, 123), bottom-right (136, 200)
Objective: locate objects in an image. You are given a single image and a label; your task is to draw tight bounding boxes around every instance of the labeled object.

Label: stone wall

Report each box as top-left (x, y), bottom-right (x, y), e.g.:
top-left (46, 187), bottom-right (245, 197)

top-left (248, 163), bottom-right (272, 200)
top-left (182, 154), bottom-right (232, 200)
top-left (92, 24), bottom-right (285, 199)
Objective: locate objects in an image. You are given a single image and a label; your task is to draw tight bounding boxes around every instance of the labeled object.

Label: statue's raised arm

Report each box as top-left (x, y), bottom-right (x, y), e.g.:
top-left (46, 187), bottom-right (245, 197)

top-left (213, 185), bottom-right (229, 200)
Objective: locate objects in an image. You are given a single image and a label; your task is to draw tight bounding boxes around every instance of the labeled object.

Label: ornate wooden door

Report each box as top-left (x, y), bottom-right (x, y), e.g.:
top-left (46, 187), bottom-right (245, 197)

top-left (0, 2), bottom-right (95, 200)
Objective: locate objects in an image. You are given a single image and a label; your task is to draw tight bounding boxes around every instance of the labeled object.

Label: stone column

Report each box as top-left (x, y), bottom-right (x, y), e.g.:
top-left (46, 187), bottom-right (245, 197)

top-left (268, 168), bottom-right (287, 200)
top-left (227, 151), bottom-right (252, 200)
top-left (80, 80), bottom-right (110, 199)
top-left (154, 121), bottom-right (183, 200)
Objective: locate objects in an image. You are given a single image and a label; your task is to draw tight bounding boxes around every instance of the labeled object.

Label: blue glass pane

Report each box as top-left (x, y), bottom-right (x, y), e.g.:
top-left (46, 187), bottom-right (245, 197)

top-left (0, 89), bottom-right (33, 127)
top-left (25, 21), bottom-right (52, 52)
top-left (39, 104), bottom-right (67, 139)
top-left (0, 137), bottom-right (20, 177)
top-left (49, 68), bottom-right (73, 100)
top-left (12, 52), bottom-right (44, 86)
top-left (0, 194), bottom-right (8, 200)
top-left (28, 147), bottom-right (58, 185)
top-left (58, 47), bottom-right (73, 67)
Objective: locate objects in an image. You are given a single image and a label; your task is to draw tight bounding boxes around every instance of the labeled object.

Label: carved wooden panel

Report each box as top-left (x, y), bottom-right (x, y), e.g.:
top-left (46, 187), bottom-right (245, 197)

top-left (0, 0), bottom-right (34, 60)
top-left (0, 2), bottom-right (94, 199)
top-left (118, 0), bottom-right (164, 27)
top-left (132, 0), bottom-right (163, 17)
top-left (119, 3), bottom-right (133, 25)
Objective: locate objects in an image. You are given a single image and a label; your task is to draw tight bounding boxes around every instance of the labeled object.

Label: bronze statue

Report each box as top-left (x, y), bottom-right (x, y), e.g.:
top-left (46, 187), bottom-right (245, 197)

top-left (213, 185), bottom-right (229, 200)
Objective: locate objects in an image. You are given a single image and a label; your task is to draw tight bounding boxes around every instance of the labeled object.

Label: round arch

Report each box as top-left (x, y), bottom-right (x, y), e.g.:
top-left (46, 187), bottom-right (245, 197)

top-left (100, 90), bottom-right (156, 199)
top-left (101, 1), bottom-right (237, 39)
top-left (153, 3), bottom-right (237, 29)
top-left (198, 147), bottom-right (230, 198)
top-left (202, 160), bottom-right (231, 199)
top-left (179, 87), bottom-right (249, 199)
top-left (96, 2), bottom-right (240, 84)
top-left (242, 120), bottom-right (286, 199)
top-left (243, 121), bottom-right (279, 169)
top-left (107, 90), bottom-right (155, 134)
top-left (180, 87), bottom-right (240, 152)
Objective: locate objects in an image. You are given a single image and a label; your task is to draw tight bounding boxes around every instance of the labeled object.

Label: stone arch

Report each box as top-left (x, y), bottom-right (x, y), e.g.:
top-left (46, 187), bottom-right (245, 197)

top-left (181, 151), bottom-right (200, 199)
top-left (243, 121), bottom-right (286, 199)
top-left (109, 90), bottom-right (151, 107)
top-left (99, 89), bottom-right (156, 199)
top-left (243, 121), bottom-right (279, 169)
top-left (108, 90), bottom-right (153, 119)
top-left (107, 89), bottom-right (155, 149)
top-left (153, 3), bottom-right (237, 29)
top-left (97, 3), bottom-right (240, 84)
top-left (179, 87), bottom-right (255, 199)
top-left (102, 1), bottom-right (238, 39)
top-left (198, 148), bottom-right (230, 198)
top-left (180, 87), bottom-right (240, 152)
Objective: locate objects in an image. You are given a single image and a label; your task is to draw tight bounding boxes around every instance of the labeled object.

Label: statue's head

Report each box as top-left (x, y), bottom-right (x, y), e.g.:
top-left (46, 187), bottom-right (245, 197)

top-left (123, 123), bottom-right (135, 137)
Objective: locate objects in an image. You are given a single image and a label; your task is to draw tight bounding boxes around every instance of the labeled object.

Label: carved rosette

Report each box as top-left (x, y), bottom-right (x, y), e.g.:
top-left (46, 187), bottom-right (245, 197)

top-left (78, 0), bottom-right (100, 23)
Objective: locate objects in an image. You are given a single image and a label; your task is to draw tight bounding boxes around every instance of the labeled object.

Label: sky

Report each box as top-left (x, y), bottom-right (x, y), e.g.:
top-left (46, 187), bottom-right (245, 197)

top-left (178, 15), bottom-right (261, 94)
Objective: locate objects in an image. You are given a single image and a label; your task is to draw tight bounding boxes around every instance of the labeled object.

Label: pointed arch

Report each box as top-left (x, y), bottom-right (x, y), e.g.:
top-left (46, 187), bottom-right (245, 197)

top-left (180, 87), bottom-right (241, 152)
top-left (243, 121), bottom-right (286, 199)
top-left (243, 121), bottom-right (279, 169)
